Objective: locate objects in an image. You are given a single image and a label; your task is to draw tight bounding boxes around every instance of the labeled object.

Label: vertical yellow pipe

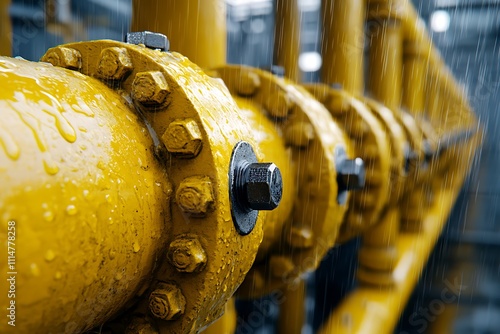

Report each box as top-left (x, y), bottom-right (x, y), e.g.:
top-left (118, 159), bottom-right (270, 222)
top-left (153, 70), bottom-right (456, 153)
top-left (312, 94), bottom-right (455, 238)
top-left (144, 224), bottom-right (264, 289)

top-left (278, 281), bottom-right (306, 334)
top-left (131, 0), bottom-right (226, 69)
top-left (403, 39), bottom-right (428, 116)
top-left (358, 0), bottom-right (403, 287)
top-left (367, 14), bottom-right (403, 111)
top-left (0, 0), bottom-right (11, 56)
top-left (274, 0), bottom-right (301, 81)
top-left (320, 0), bottom-right (365, 95)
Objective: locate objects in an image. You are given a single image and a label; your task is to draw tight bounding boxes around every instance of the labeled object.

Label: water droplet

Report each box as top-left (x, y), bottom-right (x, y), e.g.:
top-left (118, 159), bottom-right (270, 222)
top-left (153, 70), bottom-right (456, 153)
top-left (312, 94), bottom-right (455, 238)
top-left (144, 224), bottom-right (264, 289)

top-left (43, 210), bottom-right (54, 222)
top-left (45, 250), bottom-right (56, 262)
top-left (133, 242), bottom-right (141, 253)
top-left (43, 159), bottom-right (59, 175)
top-left (66, 204), bottom-right (77, 215)
top-left (30, 263), bottom-right (40, 277)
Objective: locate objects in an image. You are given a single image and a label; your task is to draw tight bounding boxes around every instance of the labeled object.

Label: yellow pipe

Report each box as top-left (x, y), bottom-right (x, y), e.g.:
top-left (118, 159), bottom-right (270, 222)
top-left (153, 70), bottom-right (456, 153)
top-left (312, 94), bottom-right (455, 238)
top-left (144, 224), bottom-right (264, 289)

top-left (278, 280), bottom-right (306, 334)
top-left (318, 161), bottom-right (475, 334)
top-left (367, 2), bottom-right (403, 111)
top-left (320, 0), bottom-right (365, 95)
top-left (402, 39), bottom-right (428, 116)
top-left (274, 0), bottom-right (301, 81)
top-left (131, 0), bottom-right (226, 69)
top-left (0, 56), bottom-right (170, 333)
top-left (0, 0), bottom-right (11, 56)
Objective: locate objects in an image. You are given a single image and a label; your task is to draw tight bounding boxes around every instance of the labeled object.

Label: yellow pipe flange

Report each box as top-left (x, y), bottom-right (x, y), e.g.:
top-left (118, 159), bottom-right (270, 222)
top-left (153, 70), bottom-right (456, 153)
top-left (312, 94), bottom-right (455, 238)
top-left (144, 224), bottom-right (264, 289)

top-left (213, 65), bottom-right (352, 298)
top-left (305, 84), bottom-right (391, 241)
top-left (39, 40), bottom-right (266, 333)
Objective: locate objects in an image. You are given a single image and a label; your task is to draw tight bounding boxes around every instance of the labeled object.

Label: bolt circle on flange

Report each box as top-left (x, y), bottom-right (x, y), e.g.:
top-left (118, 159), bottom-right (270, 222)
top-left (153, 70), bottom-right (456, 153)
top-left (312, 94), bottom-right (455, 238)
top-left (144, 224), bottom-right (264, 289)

top-left (176, 176), bottom-right (214, 216)
top-left (41, 46), bottom-right (82, 70)
top-left (167, 236), bottom-right (207, 273)
top-left (132, 71), bottom-right (170, 106)
top-left (149, 282), bottom-right (186, 321)
top-left (161, 119), bottom-right (203, 157)
top-left (97, 47), bottom-right (133, 80)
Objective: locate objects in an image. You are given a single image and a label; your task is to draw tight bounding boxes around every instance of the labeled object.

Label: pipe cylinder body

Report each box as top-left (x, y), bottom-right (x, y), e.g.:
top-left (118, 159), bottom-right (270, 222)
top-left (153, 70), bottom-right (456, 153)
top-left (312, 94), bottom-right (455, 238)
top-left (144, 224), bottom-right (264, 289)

top-left (131, 0), bottom-right (226, 69)
top-left (0, 57), bottom-right (170, 333)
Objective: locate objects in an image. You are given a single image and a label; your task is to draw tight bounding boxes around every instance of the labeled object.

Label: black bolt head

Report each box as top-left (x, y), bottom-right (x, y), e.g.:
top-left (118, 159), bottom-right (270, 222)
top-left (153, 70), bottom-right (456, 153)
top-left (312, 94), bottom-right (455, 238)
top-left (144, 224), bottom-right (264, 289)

top-left (126, 31), bottom-right (170, 51)
top-left (245, 163), bottom-right (283, 210)
top-left (337, 158), bottom-right (366, 191)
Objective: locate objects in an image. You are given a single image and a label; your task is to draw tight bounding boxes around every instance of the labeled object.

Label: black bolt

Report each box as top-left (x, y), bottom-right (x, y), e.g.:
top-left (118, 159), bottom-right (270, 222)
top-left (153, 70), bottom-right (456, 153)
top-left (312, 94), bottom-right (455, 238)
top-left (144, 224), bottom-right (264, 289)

top-left (335, 146), bottom-right (366, 204)
top-left (337, 158), bottom-right (365, 191)
top-left (229, 141), bottom-right (283, 235)
top-left (126, 31), bottom-right (170, 51)
top-left (238, 162), bottom-right (283, 211)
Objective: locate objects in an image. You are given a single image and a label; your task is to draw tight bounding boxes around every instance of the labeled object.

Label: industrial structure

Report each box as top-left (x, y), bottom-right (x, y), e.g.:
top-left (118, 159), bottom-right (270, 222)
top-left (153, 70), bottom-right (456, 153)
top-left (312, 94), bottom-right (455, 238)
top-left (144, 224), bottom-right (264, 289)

top-left (0, 0), bottom-right (482, 333)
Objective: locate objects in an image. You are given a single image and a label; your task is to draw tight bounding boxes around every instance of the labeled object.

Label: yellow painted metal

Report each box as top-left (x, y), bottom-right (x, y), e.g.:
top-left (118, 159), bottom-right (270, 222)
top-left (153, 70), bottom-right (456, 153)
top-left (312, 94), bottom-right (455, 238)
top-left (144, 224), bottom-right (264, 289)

top-left (278, 280), bottom-right (306, 334)
top-left (131, 0), bottom-right (226, 69)
top-left (367, 1), bottom-right (404, 111)
top-left (274, 0), bottom-right (301, 81)
top-left (0, 56), bottom-right (171, 333)
top-left (305, 85), bottom-right (391, 241)
top-left (202, 298), bottom-right (237, 334)
top-left (0, 0), bottom-right (11, 56)
top-left (214, 65), bottom-right (351, 298)
top-left (318, 150), bottom-right (478, 333)
top-left (320, 0), bottom-right (365, 96)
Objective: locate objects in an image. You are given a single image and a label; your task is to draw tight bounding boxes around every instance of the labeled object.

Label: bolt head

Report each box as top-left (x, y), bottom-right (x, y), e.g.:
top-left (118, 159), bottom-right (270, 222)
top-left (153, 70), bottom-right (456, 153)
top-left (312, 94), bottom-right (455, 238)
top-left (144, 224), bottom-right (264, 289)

top-left (97, 47), bottom-right (133, 80)
top-left (262, 90), bottom-right (293, 118)
top-left (167, 236), bottom-right (207, 273)
top-left (162, 119), bottom-right (203, 157)
top-left (236, 70), bottom-right (261, 96)
top-left (284, 121), bottom-right (315, 148)
top-left (149, 283), bottom-right (186, 321)
top-left (338, 158), bottom-right (366, 191)
top-left (41, 47), bottom-right (81, 70)
top-left (176, 176), bottom-right (214, 216)
top-left (269, 256), bottom-right (295, 278)
top-left (126, 31), bottom-right (170, 51)
top-left (133, 71), bottom-right (170, 105)
top-left (245, 163), bottom-right (282, 210)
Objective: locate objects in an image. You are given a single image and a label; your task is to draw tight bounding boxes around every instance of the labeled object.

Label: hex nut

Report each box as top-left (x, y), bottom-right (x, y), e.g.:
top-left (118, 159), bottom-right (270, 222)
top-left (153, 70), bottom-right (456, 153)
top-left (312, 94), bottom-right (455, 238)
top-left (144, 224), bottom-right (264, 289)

top-left (97, 47), bottom-right (133, 80)
top-left (41, 47), bottom-right (81, 70)
top-left (176, 176), bottom-right (214, 216)
top-left (133, 71), bottom-right (170, 105)
top-left (245, 163), bottom-right (282, 211)
top-left (326, 93), bottom-right (350, 115)
top-left (262, 89), bottom-right (293, 118)
top-left (162, 119), bottom-right (203, 157)
top-left (284, 121), bottom-right (315, 148)
top-left (167, 236), bottom-right (207, 273)
top-left (149, 282), bottom-right (186, 321)
top-left (126, 31), bottom-right (170, 51)
top-left (236, 70), bottom-right (261, 96)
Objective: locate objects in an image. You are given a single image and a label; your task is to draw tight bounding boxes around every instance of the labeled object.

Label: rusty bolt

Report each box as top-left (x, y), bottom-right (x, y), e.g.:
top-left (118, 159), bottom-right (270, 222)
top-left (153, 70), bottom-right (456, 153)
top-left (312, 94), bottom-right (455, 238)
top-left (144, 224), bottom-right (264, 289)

top-left (284, 121), bottom-right (315, 148)
top-left (97, 47), bottom-right (133, 80)
top-left (176, 176), bottom-right (214, 216)
top-left (149, 282), bottom-right (186, 321)
top-left (162, 119), bottom-right (203, 157)
top-left (41, 47), bottom-right (82, 70)
top-left (132, 71), bottom-right (170, 105)
top-left (167, 236), bottom-right (207, 273)
top-left (236, 70), bottom-right (261, 96)
top-left (286, 226), bottom-right (314, 249)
